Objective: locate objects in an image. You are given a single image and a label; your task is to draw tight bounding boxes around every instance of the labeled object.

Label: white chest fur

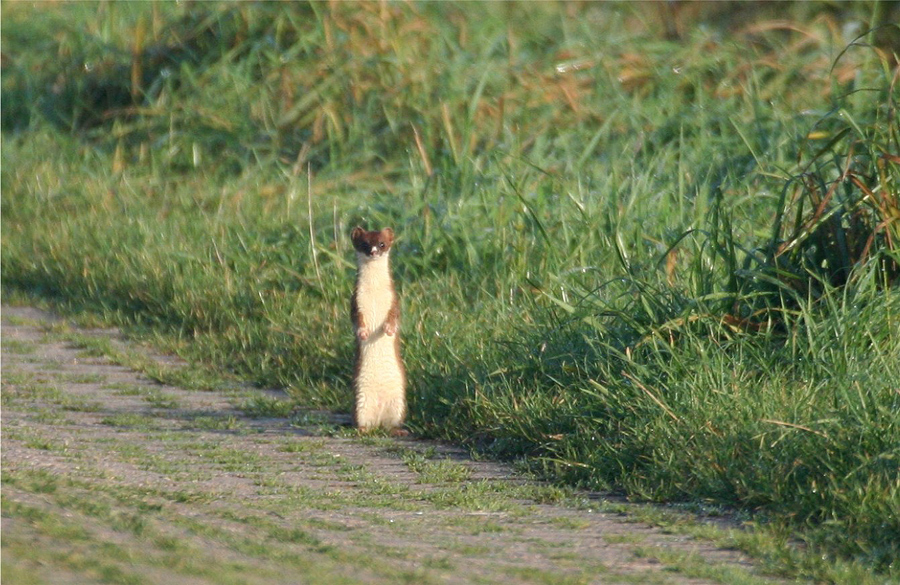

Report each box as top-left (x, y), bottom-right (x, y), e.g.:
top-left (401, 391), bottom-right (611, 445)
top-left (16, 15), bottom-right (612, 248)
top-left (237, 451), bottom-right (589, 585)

top-left (355, 253), bottom-right (394, 330)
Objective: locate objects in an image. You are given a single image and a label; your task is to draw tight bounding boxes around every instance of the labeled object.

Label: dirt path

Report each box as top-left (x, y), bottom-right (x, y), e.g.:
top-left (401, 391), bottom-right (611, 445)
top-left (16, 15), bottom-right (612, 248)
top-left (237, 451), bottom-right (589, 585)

top-left (1, 305), bottom-right (779, 585)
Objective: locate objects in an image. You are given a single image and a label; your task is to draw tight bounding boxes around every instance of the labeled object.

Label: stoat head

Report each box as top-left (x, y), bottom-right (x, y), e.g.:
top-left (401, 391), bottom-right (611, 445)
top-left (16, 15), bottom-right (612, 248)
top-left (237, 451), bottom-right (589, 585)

top-left (351, 227), bottom-right (394, 261)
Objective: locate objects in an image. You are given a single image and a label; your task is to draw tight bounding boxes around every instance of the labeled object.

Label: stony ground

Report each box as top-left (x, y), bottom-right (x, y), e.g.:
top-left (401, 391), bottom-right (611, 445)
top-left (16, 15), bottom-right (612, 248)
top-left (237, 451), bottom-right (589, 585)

top-left (1, 305), bottom-right (782, 585)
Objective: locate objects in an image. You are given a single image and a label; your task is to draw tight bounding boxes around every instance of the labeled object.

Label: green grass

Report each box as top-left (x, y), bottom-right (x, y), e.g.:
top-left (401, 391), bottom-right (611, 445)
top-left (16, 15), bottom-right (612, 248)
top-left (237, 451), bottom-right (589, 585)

top-left (142, 389), bottom-right (180, 409)
top-left (239, 394), bottom-right (295, 418)
top-left (3, 339), bottom-right (38, 354)
top-left (1, 482), bottom-right (351, 585)
top-left (101, 413), bottom-right (162, 431)
top-left (399, 449), bottom-right (473, 484)
top-left (59, 332), bottom-right (233, 391)
top-left (51, 372), bottom-right (109, 385)
top-left (2, 1), bottom-right (899, 581)
top-left (189, 415), bottom-right (245, 432)
top-left (2, 373), bottom-right (102, 413)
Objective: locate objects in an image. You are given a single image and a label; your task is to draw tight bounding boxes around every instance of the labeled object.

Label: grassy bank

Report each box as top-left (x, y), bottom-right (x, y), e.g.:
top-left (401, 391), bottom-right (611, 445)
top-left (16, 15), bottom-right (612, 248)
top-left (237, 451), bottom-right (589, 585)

top-left (3, 2), bottom-right (899, 581)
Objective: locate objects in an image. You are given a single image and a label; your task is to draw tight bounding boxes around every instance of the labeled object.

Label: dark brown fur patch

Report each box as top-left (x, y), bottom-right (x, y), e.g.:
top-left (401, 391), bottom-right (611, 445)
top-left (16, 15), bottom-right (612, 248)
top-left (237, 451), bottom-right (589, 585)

top-left (351, 227), bottom-right (394, 257)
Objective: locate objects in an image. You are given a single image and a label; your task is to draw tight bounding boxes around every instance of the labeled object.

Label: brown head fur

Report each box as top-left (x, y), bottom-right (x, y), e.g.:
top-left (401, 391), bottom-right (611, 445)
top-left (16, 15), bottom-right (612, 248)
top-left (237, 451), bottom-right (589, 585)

top-left (351, 227), bottom-right (394, 258)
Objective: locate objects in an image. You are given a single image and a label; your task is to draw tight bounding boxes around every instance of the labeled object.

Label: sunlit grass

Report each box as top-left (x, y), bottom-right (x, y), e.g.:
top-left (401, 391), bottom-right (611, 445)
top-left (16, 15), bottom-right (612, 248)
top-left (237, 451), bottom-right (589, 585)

top-left (2, 1), bottom-right (898, 581)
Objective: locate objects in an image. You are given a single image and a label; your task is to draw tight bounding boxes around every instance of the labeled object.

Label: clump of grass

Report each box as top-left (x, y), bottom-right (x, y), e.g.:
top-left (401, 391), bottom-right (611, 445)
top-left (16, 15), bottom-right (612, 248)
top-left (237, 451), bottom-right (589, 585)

top-left (190, 415), bottom-right (245, 432)
top-left (426, 480), bottom-right (524, 513)
top-left (101, 413), bottom-right (160, 431)
top-left (401, 451), bottom-right (472, 484)
top-left (239, 395), bottom-right (295, 418)
top-left (2, 1), bottom-right (898, 581)
top-left (3, 339), bottom-right (38, 354)
top-left (730, 54), bottom-right (900, 321)
top-left (143, 389), bottom-right (180, 410)
top-left (59, 332), bottom-right (230, 391)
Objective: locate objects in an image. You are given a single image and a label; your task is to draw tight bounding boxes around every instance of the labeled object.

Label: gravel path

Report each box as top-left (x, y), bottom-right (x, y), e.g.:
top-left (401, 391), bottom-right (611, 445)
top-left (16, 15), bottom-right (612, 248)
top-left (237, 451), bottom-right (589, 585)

top-left (1, 305), bottom-right (779, 584)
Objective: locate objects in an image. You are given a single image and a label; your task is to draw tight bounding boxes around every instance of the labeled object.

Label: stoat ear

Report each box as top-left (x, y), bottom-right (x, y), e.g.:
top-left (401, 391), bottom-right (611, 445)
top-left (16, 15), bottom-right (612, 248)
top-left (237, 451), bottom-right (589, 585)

top-left (381, 228), bottom-right (394, 242)
top-left (351, 226), bottom-right (365, 242)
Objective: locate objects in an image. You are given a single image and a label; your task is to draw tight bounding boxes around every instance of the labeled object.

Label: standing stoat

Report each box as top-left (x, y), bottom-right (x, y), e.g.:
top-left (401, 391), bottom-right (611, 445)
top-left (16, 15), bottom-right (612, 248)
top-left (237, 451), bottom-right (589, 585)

top-left (350, 227), bottom-right (407, 433)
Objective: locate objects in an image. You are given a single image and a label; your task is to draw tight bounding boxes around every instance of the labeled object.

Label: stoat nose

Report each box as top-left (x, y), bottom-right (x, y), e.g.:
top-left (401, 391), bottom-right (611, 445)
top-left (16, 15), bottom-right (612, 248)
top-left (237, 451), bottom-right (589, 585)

top-left (370, 246), bottom-right (378, 255)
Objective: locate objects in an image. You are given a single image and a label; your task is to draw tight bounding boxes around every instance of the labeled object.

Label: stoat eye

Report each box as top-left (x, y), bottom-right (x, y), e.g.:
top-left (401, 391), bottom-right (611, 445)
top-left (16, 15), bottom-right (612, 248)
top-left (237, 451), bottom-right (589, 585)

top-left (379, 242), bottom-right (385, 248)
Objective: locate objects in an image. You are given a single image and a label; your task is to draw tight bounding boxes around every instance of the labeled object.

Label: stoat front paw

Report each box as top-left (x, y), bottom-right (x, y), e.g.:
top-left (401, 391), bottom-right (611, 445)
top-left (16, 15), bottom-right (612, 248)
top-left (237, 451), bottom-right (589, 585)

top-left (384, 322), bottom-right (397, 337)
top-left (356, 326), bottom-right (370, 341)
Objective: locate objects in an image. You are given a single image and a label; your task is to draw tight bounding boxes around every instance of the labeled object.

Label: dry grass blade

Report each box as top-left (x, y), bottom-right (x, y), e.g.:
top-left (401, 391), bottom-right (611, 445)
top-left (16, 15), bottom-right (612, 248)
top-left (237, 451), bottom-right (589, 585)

top-left (760, 418), bottom-right (829, 440)
top-left (622, 372), bottom-right (680, 423)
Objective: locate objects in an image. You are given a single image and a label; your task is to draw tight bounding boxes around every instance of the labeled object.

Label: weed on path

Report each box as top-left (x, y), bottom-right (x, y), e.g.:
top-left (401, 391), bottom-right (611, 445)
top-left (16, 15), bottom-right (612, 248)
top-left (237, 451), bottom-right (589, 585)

top-left (1, 305), bottom-right (782, 585)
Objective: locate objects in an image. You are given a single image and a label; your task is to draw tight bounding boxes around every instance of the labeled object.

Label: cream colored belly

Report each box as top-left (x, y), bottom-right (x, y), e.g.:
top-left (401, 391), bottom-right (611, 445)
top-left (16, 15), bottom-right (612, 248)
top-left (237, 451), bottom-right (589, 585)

top-left (354, 334), bottom-right (405, 429)
top-left (355, 334), bottom-right (403, 394)
top-left (357, 285), bottom-right (393, 333)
